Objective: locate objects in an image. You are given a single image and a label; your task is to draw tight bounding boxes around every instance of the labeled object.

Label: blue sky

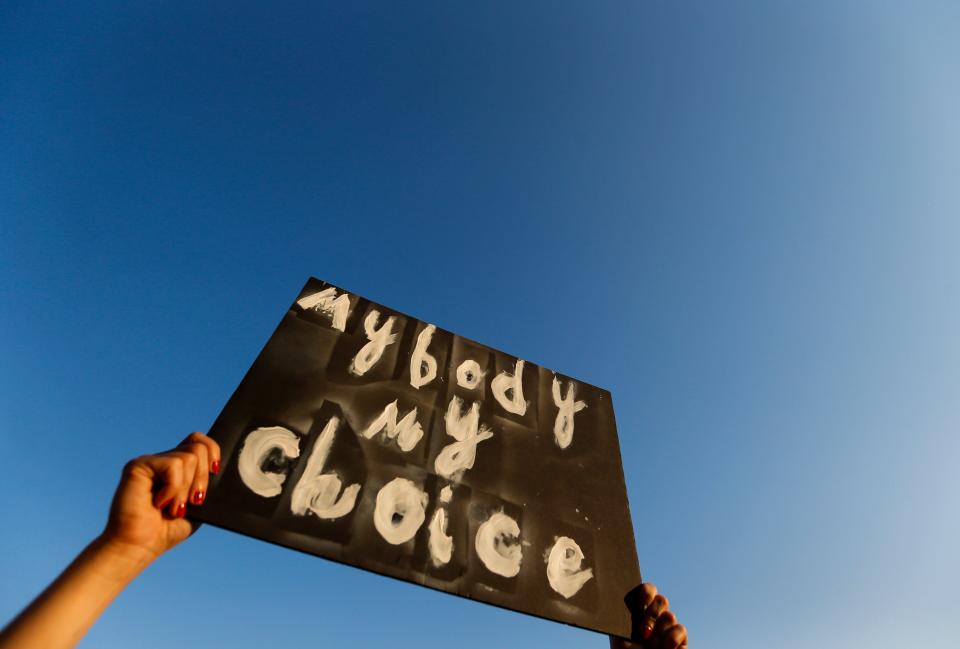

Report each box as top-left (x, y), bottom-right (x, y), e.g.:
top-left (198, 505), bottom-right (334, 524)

top-left (2, 2), bottom-right (959, 648)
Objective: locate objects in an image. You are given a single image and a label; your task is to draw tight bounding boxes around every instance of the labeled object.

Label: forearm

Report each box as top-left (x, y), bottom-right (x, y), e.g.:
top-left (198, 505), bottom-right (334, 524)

top-left (0, 535), bottom-right (154, 649)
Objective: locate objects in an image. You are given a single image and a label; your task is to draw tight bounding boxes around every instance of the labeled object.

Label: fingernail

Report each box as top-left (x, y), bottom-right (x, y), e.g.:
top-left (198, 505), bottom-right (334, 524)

top-left (641, 621), bottom-right (654, 640)
top-left (157, 495), bottom-right (172, 509)
top-left (211, 460), bottom-right (220, 475)
top-left (193, 490), bottom-right (205, 505)
top-left (176, 502), bottom-right (186, 518)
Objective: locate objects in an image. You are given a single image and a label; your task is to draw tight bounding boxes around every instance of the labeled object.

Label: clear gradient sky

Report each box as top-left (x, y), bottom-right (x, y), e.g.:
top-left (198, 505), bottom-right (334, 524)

top-left (2, 3), bottom-right (959, 648)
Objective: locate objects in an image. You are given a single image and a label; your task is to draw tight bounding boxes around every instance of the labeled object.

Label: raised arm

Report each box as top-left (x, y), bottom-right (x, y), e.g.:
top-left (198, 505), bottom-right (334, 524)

top-left (0, 432), bottom-right (220, 649)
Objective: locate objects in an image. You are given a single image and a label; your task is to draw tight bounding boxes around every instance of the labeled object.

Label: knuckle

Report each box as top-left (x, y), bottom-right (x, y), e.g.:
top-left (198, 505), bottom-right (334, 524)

top-left (638, 585), bottom-right (657, 607)
top-left (669, 625), bottom-right (687, 642)
top-left (122, 457), bottom-right (143, 477)
top-left (188, 431), bottom-right (206, 443)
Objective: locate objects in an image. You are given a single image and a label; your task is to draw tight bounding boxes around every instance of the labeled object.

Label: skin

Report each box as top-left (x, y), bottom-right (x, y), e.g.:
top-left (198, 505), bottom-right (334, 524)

top-left (0, 432), bottom-right (220, 649)
top-left (0, 432), bottom-right (686, 648)
top-left (610, 583), bottom-right (689, 649)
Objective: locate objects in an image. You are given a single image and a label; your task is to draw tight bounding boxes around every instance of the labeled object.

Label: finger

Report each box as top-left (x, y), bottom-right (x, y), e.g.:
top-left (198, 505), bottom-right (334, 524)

top-left (180, 431), bottom-right (222, 475)
top-left (182, 442), bottom-right (209, 506)
top-left (640, 594), bottom-right (668, 641)
top-left (623, 583), bottom-right (658, 642)
top-left (174, 513), bottom-right (202, 537)
top-left (122, 454), bottom-right (185, 513)
top-left (624, 583), bottom-right (657, 614)
top-left (648, 594), bottom-right (669, 618)
top-left (653, 611), bottom-right (677, 640)
top-left (164, 450), bottom-right (199, 518)
top-left (659, 624), bottom-right (687, 649)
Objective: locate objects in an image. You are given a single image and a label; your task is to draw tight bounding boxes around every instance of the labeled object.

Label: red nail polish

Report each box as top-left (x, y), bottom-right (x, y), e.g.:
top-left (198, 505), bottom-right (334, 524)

top-left (211, 460), bottom-right (220, 475)
top-left (193, 490), bottom-right (205, 505)
top-left (176, 502), bottom-right (186, 518)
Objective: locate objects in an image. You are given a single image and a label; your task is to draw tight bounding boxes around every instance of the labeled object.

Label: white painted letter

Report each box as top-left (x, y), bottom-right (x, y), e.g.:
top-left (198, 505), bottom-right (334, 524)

top-left (350, 310), bottom-right (397, 376)
top-left (361, 400), bottom-right (424, 452)
top-left (238, 426), bottom-right (301, 498)
top-left (296, 287), bottom-right (351, 332)
top-left (546, 536), bottom-right (594, 598)
top-left (410, 324), bottom-right (438, 389)
top-left (427, 485), bottom-right (455, 566)
top-left (492, 359), bottom-right (527, 415)
top-left (456, 359), bottom-right (484, 390)
top-left (475, 511), bottom-right (522, 578)
top-left (290, 416), bottom-right (361, 520)
top-left (551, 377), bottom-right (587, 450)
top-left (373, 477), bottom-right (428, 545)
top-left (434, 396), bottom-right (494, 480)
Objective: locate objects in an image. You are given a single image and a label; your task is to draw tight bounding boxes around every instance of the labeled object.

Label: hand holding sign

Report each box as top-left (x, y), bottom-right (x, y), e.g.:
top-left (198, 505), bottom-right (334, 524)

top-left (0, 435), bottom-right (683, 649)
top-left (0, 433), bottom-right (221, 649)
top-left (610, 584), bottom-right (689, 649)
top-left (106, 432), bottom-right (222, 562)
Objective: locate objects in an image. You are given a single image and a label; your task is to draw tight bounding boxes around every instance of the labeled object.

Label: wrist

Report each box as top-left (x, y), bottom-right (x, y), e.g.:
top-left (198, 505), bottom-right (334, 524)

top-left (86, 534), bottom-right (157, 584)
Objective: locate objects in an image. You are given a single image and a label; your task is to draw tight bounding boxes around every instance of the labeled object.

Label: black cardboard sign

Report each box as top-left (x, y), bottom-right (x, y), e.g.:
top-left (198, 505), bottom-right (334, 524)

top-left (193, 277), bottom-right (641, 638)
